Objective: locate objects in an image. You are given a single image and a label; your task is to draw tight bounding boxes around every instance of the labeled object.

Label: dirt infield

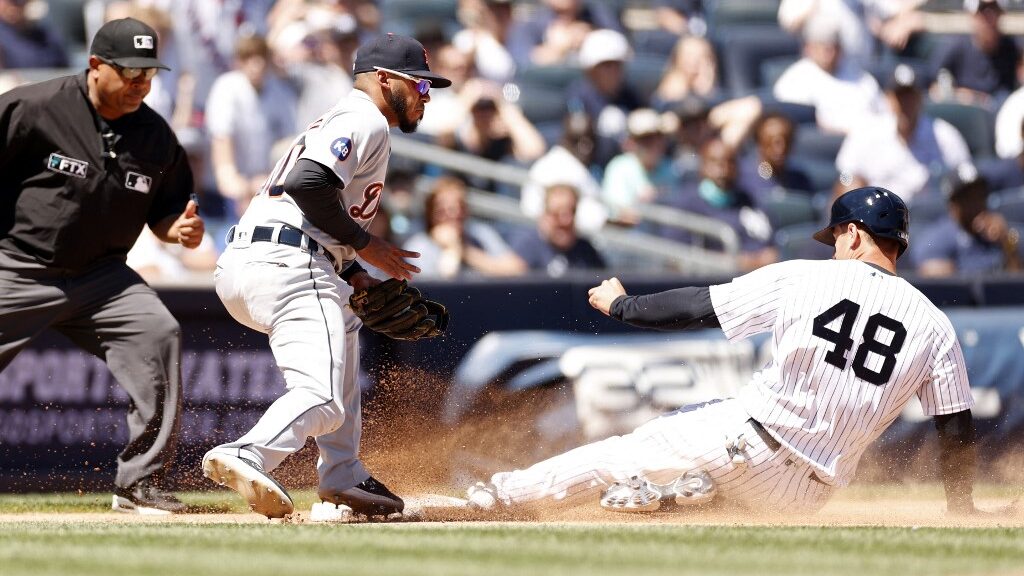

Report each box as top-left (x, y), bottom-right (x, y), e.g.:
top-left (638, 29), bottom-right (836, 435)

top-left (0, 494), bottom-right (1020, 528)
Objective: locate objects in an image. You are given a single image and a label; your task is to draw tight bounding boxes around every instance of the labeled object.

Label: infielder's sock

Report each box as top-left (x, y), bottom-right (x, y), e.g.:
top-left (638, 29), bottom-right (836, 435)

top-left (112, 477), bottom-right (187, 515)
top-left (318, 475), bottom-right (404, 517)
top-left (202, 451), bottom-right (294, 518)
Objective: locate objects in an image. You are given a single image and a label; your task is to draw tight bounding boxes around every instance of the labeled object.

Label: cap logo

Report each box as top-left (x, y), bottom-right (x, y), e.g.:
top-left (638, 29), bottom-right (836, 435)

top-left (134, 35), bottom-right (154, 50)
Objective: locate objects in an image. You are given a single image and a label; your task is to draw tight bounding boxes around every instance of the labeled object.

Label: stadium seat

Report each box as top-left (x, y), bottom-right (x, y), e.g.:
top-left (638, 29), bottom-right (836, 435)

top-left (989, 187), bottom-right (1024, 222)
top-left (762, 191), bottom-right (820, 231)
top-left (792, 125), bottom-right (845, 165)
top-left (713, 25), bottom-right (801, 96)
top-left (517, 86), bottom-right (570, 125)
top-left (790, 158), bottom-right (839, 192)
top-left (908, 194), bottom-right (949, 226)
top-left (626, 55), bottom-right (667, 101)
top-left (514, 64), bottom-right (584, 92)
top-left (925, 101), bottom-right (996, 160)
top-left (759, 55), bottom-right (799, 92)
top-left (631, 29), bottom-right (681, 59)
top-left (706, 0), bottom-right (782, 33)
top-left (379, 0), bottom-right (458, 23)
top-left (774, 222), bottom-right (834, 261)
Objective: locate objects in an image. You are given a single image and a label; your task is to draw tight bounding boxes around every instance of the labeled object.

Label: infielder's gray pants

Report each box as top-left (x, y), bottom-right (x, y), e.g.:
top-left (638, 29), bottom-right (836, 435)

top-left (0, 251), bottom-right (182, 489)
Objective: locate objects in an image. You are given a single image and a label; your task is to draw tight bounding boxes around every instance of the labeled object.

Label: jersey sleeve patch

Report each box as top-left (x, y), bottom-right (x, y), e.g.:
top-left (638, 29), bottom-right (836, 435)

top-left (331, 137), bottom-right (352, 161)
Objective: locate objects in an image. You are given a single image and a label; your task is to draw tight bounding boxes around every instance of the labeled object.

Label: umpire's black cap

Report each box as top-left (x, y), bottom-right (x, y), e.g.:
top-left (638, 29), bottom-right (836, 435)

top-left (90, 17), bottom-right (170, 70)
top-left (353, 33), bottom-right (451, 88)
top-left (814, 186), bottom-right (910, 257)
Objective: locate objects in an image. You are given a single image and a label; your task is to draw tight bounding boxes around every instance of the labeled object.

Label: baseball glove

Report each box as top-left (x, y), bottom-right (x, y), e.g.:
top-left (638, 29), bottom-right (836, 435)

top-left (349, 279), bottom-right (449, 341)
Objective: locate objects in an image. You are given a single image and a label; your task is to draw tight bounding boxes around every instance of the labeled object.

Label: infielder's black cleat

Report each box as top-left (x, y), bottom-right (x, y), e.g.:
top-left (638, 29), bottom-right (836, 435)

top-left (319, 476), bottom-right (405, 517)
top-left (112, 477), bottom-right (187, 515)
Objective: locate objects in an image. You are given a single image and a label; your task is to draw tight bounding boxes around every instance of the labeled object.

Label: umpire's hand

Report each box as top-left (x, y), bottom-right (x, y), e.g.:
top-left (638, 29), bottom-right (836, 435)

top-left (160, 199), bottom-right (205, 248)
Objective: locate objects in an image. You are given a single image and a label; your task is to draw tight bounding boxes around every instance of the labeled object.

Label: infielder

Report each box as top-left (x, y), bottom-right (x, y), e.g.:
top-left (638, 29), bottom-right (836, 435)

top-left (468, 187), bottom-right (979, 515)
top-left (202, 34), bottom-right (450, 519)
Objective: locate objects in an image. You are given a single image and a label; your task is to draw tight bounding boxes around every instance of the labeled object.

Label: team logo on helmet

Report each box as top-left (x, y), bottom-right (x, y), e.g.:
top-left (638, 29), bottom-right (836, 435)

top-left (331, 137), bottom-right (352, 161)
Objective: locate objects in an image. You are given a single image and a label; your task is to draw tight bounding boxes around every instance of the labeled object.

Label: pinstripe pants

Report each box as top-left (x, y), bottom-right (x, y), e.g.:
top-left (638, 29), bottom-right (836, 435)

top-left (211, 241), bottom-right (369, 492)
top-left (489, 398), bottom-right (833, 513)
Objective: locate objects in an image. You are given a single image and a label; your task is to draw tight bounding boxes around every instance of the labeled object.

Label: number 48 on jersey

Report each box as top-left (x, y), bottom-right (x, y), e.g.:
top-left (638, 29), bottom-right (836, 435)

top-left (812, 299), bottom-right (907, 386)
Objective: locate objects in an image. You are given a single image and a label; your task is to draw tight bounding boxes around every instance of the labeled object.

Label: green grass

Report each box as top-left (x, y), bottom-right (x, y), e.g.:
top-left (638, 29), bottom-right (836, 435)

top-left (0, 522), bottom-right (1022, 576)
top-left (0, 487), bottom-right (1022, 576)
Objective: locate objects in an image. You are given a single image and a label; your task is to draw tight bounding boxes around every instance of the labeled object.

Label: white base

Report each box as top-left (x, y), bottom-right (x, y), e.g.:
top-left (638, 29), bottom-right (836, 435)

top-left (309, 501), bottom-right (355, 523)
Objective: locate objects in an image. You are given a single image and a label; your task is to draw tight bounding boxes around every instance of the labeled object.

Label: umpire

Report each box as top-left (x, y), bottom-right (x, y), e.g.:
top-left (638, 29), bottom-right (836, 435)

top-left (0, 18), bottom-right (203, 514)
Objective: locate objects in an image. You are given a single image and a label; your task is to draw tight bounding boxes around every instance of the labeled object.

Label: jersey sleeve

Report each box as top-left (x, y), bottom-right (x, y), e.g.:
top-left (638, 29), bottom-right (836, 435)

top-left (917, 325), bottom-right (974, 416)
top-left (300, 109), bottom-right (386, 189)
top-left (709, 260), bottom-right (800, 341)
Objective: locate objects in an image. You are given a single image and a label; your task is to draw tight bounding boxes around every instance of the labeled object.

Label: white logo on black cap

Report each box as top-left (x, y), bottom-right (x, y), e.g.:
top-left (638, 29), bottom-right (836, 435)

top-left (134, 35), bottom-right (154, 50)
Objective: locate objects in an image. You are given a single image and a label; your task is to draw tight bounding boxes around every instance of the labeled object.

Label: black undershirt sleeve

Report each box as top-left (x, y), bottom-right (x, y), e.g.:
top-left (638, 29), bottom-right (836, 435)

top-left (609, 286), bottom-right (721, 331)
top-left (283, 158), bottom-right (371, 250)
top-left (933, 410), bottom-right (976, 513)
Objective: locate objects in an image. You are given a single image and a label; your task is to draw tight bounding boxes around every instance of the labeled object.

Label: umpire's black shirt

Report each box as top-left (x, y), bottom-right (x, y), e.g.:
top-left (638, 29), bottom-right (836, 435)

top-left (0, 71), bottom-right (192, 272)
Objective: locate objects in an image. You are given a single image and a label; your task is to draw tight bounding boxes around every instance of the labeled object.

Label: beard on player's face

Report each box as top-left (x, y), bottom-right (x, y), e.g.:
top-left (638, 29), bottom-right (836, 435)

top-left (386, 89), bottom-right (421, 134)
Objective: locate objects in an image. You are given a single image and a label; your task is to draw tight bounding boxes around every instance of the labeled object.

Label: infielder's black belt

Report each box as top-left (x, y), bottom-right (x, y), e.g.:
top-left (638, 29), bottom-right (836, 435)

top-left (227, 224), bottom-right (336, 264)
top-left (747, 418), bottom-right (782, 452)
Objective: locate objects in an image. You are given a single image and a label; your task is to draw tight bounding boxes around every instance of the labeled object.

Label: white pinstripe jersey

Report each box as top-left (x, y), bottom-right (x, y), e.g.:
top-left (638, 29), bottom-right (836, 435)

top-left (709, 259), bottom-right (973, 486)
top-left (239, 89), bottom-right (390, 266)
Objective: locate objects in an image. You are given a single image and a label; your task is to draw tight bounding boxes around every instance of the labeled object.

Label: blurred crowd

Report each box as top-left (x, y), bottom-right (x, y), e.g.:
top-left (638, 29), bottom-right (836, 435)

top-left (3, 0), bottom-right (1024, 281)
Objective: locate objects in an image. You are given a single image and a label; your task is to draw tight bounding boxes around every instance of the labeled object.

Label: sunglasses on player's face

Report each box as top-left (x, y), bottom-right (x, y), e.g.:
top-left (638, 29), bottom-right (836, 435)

top-left (98, 57), bottom-right (158, 81)
top-left (374, 66), bottom-right (431, 96)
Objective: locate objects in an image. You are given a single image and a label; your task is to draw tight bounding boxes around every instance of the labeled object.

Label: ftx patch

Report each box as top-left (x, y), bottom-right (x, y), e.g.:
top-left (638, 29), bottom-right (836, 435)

top-left (47, 153), bottom-right (88, 178)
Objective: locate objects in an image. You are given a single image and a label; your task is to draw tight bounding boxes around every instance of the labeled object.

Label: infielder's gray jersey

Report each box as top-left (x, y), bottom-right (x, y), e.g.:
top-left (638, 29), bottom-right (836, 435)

top-left (240, 89), bottom-right (389, 264)
top-left (710, 259), bottom-right (973, 486)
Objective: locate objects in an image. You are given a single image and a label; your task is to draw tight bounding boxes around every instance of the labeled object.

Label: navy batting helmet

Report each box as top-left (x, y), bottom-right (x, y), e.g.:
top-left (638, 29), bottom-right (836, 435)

top-left (813, 186), bottom-right (909, 257)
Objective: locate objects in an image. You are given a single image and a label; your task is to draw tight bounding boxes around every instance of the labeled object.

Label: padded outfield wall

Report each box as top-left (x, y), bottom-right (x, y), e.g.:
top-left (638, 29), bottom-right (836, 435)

top-left (0, 274), bottom-right (1022, 490)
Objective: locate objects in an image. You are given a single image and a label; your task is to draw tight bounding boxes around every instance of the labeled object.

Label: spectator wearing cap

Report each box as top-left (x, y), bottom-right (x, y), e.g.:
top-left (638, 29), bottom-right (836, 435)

top-left (836, 64), bottom-right (971, 203)
top-left (206, 34), bottom-right (299, 217)
top-left (601, 108), bottom-right (677, 226)
top-left (930, 0), bottom-right (1020, 109)
top-left (0, 0), bottom-right (69, 68)
top-left (521, 111), bottom-right (608, 233)
top-left (669, 95), bottom-right (714, 183)
top-left (738, 111), bottom-right (815, 204)
top-left (772, 12), bottom-right (885, 135)
top-left (505, 0), bottom-right (620, 68)
top-left (566, 28), bottom-right (646, 166)
top-left (912, 164), bottom-right (1021, 276)
top-left (510, 183), bottom-right (606, 277)
top-left (661, 136), bottom-right (777, 272)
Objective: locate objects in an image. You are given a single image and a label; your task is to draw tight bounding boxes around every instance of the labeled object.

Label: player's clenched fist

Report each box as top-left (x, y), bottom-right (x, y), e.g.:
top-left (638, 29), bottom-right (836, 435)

top-left (588, 277), bottom-right (627, 316)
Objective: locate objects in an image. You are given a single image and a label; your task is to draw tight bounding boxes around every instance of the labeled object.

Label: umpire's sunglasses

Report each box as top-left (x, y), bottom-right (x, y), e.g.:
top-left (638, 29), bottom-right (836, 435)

top-left (98, 56), bottom-right (158, 81)
top-left (373, 66), bottom-right (431, 96)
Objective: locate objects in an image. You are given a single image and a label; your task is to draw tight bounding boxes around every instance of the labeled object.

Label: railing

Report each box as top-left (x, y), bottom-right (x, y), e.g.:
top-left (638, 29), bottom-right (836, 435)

top-left (390, 135), bottom-right (740, 274)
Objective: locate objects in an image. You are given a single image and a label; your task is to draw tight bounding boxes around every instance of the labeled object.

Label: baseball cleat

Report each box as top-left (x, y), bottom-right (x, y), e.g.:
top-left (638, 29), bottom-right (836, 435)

top-left (112, 477), bottom-right (187, 515)
top-left (202, 451), bottom-right (293, 518)
top-left (600, 476), bottom-right (663, 512)
top-left (466, 481), bottom-right (500, 511)
top-left (670, 470), bottom-right (717, 506)
top-left (318, 475), bottom-right (404, 517)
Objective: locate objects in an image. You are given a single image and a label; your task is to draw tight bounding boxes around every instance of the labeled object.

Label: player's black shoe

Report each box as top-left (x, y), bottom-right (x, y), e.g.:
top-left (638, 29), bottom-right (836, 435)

top-left (319, 476), bottom-right (405, 517)
top-left (112, 477), bottom-right (187, 515)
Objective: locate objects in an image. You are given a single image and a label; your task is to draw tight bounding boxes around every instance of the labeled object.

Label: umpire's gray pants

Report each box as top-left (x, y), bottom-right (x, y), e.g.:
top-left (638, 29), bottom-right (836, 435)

top-left (0, 250), bottom-right (182, 489)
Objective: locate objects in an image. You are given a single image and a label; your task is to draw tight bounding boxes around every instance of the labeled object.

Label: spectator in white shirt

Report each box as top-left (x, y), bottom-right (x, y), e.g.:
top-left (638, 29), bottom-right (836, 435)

top-left (206, 34), bottom-right (298, 217)
top-left (772, 11), bottom-right (884, 134)
top-left (836, 64), bottom-right (971, 203)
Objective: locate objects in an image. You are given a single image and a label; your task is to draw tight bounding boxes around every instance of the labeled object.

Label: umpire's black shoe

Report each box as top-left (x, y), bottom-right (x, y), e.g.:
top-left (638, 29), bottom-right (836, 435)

top-left (319, 476), bottom-right (405, 517)
top-left (112, 478), bottom-right (187, 515)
